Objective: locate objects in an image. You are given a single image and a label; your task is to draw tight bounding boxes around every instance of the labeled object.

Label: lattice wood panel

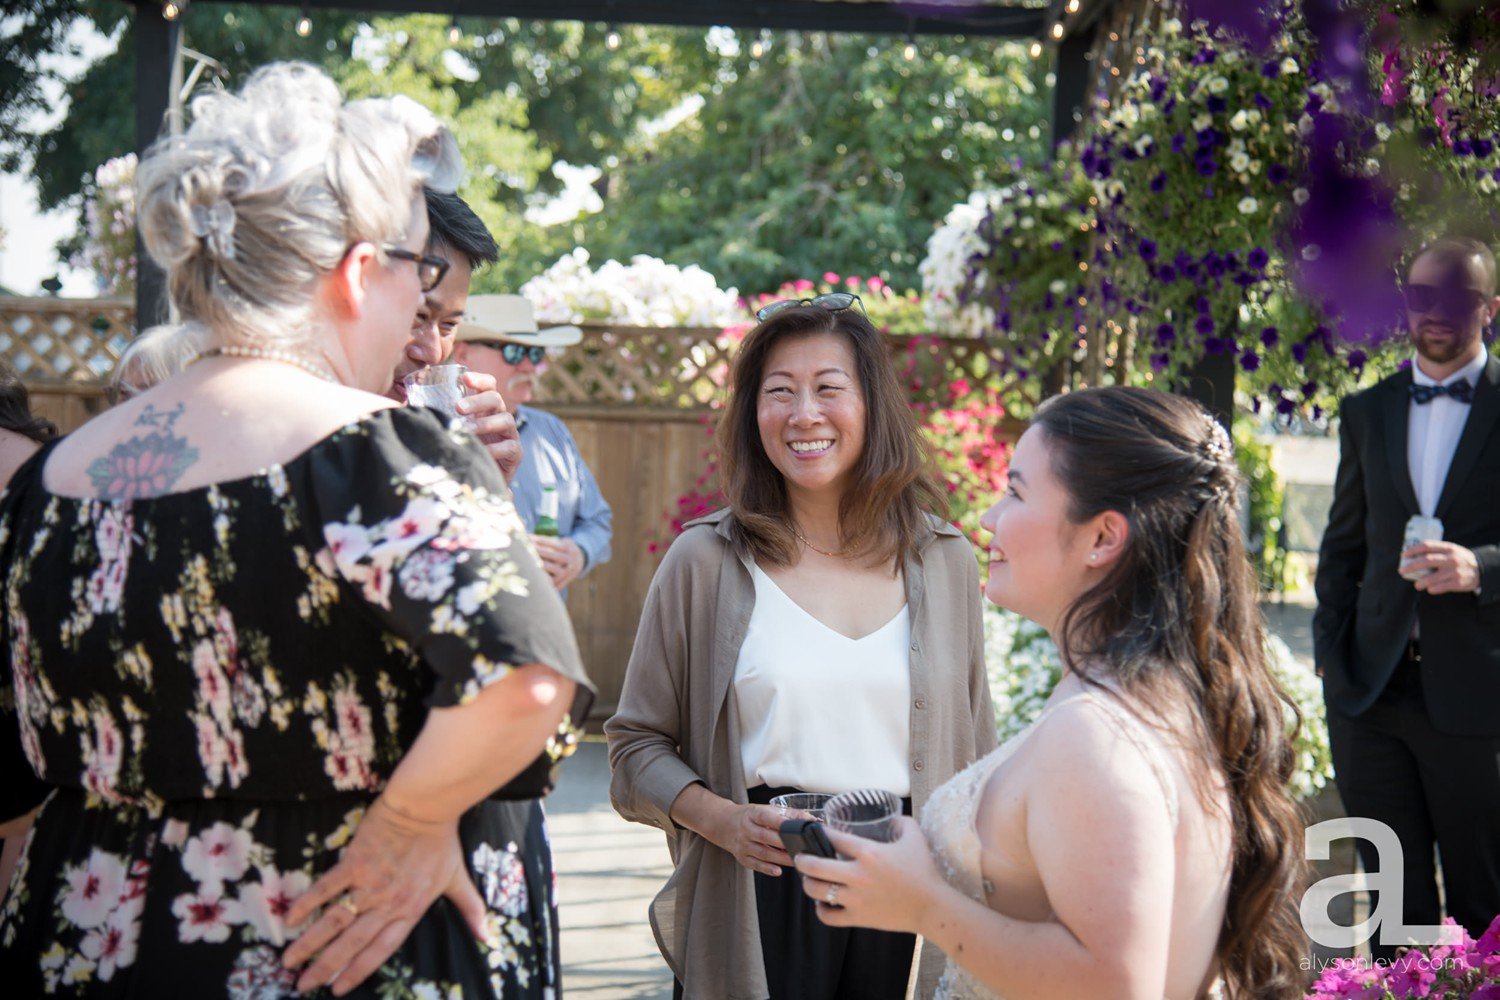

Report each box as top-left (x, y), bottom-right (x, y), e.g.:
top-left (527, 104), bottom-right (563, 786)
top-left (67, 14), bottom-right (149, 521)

top-left (0, 297), bottom-right (134, 382)
top-left (0, 300), bottom-right (1021, 408)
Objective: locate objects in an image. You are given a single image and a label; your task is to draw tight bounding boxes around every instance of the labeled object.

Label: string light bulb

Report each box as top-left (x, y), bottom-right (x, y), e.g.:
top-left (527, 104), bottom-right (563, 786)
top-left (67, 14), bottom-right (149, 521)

top-left (1067, 0), bottom-right (1080, 12)
top-left (903, 33), bottom-right (917, 61)
top-left (448, 18), bottom-right (461, 44)
top-left (750, 36), bottom-right (765, 60)
top-left (1029, 40), bottom-right (1043, 58)
top-left (295, 2), bottom-right (311, 36)
top-left (605, 25), bottom-right (622, 50)
top-left (162, 1), bottom-right (182, 19)
top-left (1051, 22), bottom-right (1065, 40)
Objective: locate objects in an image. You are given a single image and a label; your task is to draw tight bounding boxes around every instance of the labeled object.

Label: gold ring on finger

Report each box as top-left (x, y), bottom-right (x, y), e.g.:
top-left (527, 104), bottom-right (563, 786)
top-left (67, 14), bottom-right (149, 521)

top-left (338, 895), bottom-right (360, 918)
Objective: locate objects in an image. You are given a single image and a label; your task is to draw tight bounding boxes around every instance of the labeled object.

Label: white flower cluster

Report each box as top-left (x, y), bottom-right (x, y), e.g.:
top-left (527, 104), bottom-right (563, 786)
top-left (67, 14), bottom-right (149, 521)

top-left (521, 248), bottom-right (741, 328)
top-left (919, 190), bottom-right (1000, 338)
top-left (921, 180), bottom-right (1081, 339)
top-left (76, 154), bottom-right (139, 295)
top-left (983, 605), bottom-right (1334, 800)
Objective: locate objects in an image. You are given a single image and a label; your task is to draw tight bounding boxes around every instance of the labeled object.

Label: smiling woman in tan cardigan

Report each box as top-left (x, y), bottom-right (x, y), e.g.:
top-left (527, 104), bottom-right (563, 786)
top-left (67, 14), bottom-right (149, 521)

top-left (605, 302), bottom-right (996, 1000)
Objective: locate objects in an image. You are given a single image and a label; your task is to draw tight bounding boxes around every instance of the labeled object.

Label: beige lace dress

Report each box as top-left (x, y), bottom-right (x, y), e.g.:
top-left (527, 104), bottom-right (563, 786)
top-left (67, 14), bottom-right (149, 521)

top-left (919, 690), bottom-right (1226, 1000)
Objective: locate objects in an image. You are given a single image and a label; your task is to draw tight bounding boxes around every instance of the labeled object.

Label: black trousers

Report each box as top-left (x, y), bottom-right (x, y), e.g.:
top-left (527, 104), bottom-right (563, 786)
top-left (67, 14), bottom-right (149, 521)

top-left (1328, 643), bottom-right (1500, 963)
top-left (674, 785), bottom-right (917, 1000)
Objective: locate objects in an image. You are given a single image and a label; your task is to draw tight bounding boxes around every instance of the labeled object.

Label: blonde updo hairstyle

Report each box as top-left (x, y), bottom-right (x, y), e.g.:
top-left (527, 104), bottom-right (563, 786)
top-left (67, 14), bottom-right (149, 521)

top-left (134, 62), bottom-right (461, 355)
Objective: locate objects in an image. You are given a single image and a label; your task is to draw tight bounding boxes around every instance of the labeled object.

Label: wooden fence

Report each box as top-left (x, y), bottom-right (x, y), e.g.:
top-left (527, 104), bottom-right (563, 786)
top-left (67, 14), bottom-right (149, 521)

top-left (1, 297), bottom-right (1019, 715)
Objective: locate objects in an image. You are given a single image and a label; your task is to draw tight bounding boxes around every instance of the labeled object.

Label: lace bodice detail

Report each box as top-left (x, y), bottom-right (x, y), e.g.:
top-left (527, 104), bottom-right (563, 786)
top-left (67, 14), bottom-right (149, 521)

top-left (919, 691), bottom-right (1188, 1000)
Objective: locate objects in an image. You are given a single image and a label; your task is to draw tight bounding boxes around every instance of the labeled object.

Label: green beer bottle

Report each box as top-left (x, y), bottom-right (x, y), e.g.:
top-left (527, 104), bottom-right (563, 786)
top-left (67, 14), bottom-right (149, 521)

top-left (535, 484), bottom-right (560, 537)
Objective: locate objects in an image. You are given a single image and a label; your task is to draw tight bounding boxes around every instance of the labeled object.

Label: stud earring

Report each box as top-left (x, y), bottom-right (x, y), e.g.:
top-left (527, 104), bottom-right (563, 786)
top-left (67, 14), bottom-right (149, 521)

top-left (1089, 553), bottom-right (1098, 562)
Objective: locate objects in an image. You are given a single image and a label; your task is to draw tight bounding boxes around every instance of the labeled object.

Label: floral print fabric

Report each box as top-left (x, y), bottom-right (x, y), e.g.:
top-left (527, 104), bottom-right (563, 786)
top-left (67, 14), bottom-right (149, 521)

top-left (0, 407), bottom-right (590, 998)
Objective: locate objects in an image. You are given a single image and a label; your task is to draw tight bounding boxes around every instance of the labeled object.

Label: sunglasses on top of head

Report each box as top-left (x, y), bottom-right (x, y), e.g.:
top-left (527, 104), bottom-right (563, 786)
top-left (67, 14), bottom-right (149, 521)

top-left (468, 341), bottom-right (548, 365)
top-left (754, 292), bottom-right (866, 323)
top-left (1401, 282), bottom-right (1490, 316)
top-left (382, 246), bottom-right (450, 293)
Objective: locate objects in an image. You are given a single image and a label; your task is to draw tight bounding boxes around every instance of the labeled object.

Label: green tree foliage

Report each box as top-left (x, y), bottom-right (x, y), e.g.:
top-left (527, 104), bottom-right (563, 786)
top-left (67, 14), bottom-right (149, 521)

top-left (580, 31), bottom-right (1049, 293)
top-left (15, 7), bottom-right (1047, 294)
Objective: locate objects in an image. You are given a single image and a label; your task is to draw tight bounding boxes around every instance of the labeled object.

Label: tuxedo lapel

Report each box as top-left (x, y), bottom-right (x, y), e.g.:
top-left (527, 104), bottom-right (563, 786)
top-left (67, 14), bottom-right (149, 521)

top-left (1383, 370), bottom-right (1420, 516)
top-left (1435, 354), bottom-right (1500, 518)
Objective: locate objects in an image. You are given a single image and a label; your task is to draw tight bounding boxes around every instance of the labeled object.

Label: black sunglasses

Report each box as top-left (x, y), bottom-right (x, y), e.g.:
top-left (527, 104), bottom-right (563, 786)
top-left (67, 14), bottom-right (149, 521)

top-left (469, 340), bottom-right (548, 365)
top-left (754, 292), bottom-right (866, 323)
top-left (1402, 282), bottom-right (1489, 316)
top-left (383, 246), bottom-right (450, 292)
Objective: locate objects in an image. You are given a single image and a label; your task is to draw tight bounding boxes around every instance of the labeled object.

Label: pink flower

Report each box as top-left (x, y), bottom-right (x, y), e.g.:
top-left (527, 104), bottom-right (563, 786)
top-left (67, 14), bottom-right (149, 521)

top-left (60, 849), bottom-right (128, 929)
top-left (171, 886), bottom-right (243, 944)
top-left (236, 866), bottom-right (311, 944)
top-left (867, 276), bottom-right (885, 293)
top-left (182, 821), bottom-right (254, 889)
top-left (793, 279), bottom-right (815, 292)
top-left (822, 271), bottom-right (841, 284)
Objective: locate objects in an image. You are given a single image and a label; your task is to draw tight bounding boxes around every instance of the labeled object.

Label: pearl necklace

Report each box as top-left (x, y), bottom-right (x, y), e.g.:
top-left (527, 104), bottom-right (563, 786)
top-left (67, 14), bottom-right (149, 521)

top-left (792, 523), bottom-right (847, 558)
top-left (189, 345), bottom-right (339, 384)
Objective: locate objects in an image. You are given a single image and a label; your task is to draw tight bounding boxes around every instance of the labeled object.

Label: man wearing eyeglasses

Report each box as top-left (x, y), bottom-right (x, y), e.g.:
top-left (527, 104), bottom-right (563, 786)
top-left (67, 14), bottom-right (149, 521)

top-left (453, 294), bottom-right (613, 593)
top-left (1314, 235), bottom-right (1500, 955)
top-left (385, 189), bottom-right (523, 484)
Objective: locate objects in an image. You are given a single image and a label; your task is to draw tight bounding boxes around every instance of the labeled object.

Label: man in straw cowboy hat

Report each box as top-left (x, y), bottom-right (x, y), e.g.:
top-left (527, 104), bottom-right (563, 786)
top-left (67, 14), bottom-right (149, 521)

top-left (453, 294), bottom-right (613, 593)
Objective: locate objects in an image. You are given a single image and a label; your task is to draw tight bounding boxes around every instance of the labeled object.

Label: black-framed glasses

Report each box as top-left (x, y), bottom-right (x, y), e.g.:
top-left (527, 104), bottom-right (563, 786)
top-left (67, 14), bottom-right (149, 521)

top-left (470, 340), bottom-right (548, 365)
top-left (1402, 282), bottom-right (1489, 316)
top-left (754, 292), bottom-right (866, 323)
top-left (383, 246), bottom-right (450, 292)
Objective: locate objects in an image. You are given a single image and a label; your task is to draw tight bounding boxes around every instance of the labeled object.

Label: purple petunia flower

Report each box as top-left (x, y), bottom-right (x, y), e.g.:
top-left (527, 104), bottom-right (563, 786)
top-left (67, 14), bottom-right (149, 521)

top-left (1196, 315), bottom-right (1217, 336)
top-left (1150, 171), bottom-right (1168, 193)
top-left (1261, 326), bottom-right (1280, 347)
top-left (1156, 322), bottom-right (1176, 344)
top-left (1267, 163), bottom-right (1289, 185)
top-left (1348, 348), bottom-right (1367, 371)
top-left (1276, 397), bottom-right (1296, 415)
top-left (1454, 138), bottom-right (1474, 157)
top-left (1172, 132), bottom-right (1187, 154)
top-left (1476, 138), bottom-right (1495, 159)
top-left (1261, 59), bottom-right (1281, 78)
top-left (1196, 155), bottom-right (1219, 177)
top-left (1204, 336), bottom-right (1226, 353)
top-left (1158, 264), bottom-right (1178, 283)
top-left (1255, 91), bottom-right (1274, 110)
top-left (1139, 239), bottom-right (1159, 262)
top-left (1240, 350), bottom-right (1261, 371)
top-left (1292, 342), bottom-right (1308, 362)
top-left (1248, 247), bottom-right (1270, 270)
top-left (1207, 94), bottom-right (1228, 114)
top-left (1196, 127), bottom-right (1223, 148)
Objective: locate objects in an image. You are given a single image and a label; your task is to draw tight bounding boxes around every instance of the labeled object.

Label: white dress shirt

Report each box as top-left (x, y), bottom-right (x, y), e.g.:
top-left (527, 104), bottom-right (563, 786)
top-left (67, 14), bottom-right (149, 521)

top-left (733, 563), bottom-right (912, 796)
top-left (1407, 351), bottom-right (1488, 516)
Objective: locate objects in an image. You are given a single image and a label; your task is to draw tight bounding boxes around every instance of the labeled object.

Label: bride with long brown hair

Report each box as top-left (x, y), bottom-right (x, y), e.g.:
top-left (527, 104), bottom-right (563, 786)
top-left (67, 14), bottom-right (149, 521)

top-left (795, 386), bottom-right (1308, 999)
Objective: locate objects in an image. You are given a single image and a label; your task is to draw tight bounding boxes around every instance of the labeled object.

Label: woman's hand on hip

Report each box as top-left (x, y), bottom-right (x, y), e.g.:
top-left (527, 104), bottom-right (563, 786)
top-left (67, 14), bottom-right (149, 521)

top-left (281, 797), bottom-right (487, 996)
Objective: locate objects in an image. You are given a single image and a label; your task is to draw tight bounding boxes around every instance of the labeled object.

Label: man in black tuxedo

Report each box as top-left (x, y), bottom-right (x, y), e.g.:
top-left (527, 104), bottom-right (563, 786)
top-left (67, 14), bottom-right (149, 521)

top-left (1315, 236), bottom-right (1500, 958)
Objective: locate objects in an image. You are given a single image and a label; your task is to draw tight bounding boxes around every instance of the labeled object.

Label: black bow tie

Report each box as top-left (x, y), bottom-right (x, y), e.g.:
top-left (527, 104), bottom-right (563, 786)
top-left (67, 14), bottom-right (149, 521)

top-left (1410, 380), bottom-right (1475, 405)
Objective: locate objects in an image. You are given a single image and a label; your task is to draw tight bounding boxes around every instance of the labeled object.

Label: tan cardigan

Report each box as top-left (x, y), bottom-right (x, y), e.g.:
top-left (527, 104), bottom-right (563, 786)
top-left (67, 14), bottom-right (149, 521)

top-left (604, 508), bottom-right (997, 1000)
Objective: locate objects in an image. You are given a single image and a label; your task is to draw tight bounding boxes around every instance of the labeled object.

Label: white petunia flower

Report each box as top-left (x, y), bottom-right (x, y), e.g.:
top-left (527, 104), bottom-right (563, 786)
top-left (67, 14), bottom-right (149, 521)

top-left (1293, 187), bottom-right (1311, 205)
top-left (1238, 196), bottom-right (1260, 215)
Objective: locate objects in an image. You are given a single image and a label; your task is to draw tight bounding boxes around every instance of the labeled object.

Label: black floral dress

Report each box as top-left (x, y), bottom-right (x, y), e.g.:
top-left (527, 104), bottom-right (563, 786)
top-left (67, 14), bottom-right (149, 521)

top-left (0, 407), bottom-right (592, 999)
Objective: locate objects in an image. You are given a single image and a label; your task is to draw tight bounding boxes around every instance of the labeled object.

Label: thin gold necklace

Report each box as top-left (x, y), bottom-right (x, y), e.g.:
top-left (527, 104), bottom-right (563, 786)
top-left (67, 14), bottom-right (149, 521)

top-left (188, 345), bottom-right (339, 384)
top-left (792, 523), bottom-right (846, 558)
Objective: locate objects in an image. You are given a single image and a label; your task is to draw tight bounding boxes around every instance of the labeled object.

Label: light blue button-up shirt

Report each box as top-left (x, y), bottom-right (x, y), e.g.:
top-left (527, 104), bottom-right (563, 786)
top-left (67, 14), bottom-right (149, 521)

top-left (510, 405), bottom-right (613, 576)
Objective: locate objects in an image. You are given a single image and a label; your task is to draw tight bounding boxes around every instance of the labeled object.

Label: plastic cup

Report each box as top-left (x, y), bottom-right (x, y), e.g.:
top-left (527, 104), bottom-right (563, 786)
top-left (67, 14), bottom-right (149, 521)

top-left (770, 792), bottom-right (833, 821)
top-left (823, 789), bottom-right (902, 843)
top-left (403, 364), bottom-right (468, 418)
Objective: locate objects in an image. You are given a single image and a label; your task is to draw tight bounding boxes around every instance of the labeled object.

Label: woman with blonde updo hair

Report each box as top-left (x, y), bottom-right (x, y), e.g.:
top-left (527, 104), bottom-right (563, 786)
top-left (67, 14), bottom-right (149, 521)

top-left (0, 63), bottom-right (591, 998)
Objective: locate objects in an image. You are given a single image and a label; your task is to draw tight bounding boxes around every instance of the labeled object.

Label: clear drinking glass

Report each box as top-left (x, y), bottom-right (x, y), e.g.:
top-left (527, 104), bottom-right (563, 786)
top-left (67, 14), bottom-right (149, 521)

top-left (403, 364), bottom-right (468, 418)
top-left (770, 792), bottom-right (833, 821)
top-left (823, 789), bottom-right (902, 843)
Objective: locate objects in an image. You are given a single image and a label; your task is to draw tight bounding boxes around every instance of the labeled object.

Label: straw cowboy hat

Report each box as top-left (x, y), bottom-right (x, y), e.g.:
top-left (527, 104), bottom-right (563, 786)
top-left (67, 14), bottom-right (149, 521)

top-left (454, 294), bottom-right (583, 347)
